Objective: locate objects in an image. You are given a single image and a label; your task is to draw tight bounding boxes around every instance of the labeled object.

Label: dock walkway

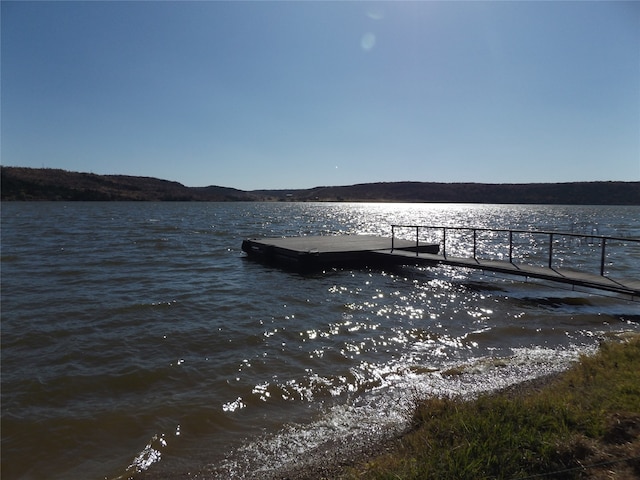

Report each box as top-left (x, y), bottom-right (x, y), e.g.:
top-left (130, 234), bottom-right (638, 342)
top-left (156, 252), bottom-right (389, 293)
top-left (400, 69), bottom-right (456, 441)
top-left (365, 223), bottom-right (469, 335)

top-left (372, 249), bottom-right (640, 297)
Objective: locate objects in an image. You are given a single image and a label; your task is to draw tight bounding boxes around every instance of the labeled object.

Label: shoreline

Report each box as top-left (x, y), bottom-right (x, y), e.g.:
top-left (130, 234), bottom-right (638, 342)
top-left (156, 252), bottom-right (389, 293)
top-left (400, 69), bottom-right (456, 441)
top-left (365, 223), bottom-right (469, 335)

top-left (258, 374), bottom-right (563, 480)
top-left (134, 373), bottom-right (565, 480)
top-left (136, 333), bottom-right (640, 480)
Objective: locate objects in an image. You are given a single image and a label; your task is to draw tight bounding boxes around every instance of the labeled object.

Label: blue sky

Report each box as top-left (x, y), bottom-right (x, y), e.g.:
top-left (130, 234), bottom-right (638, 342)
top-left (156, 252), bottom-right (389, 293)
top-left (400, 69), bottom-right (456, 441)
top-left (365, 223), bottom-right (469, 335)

top-left (2, 1), bottom-right (639, 190)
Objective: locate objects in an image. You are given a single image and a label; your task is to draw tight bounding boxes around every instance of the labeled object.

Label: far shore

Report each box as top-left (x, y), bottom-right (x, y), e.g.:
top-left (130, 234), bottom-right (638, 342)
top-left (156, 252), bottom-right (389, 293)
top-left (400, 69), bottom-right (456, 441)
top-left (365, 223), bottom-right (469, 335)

top-left (2, 166), bottom-right (639, 205)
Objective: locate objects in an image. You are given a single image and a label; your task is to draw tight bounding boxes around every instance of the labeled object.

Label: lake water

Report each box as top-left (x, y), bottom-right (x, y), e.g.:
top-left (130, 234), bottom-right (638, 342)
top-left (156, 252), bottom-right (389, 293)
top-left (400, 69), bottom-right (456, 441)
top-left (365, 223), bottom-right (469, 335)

top-left (2, 202), bottom-right (639, 480)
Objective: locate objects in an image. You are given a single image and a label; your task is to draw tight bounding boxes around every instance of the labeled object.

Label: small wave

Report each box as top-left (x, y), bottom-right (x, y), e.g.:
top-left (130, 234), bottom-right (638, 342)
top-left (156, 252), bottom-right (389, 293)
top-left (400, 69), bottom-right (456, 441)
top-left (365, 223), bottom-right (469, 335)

top-left (202, 341), bottom-right (598, 479)
top-left (522, 295), bottom-right (595, 308)
top-left (109, 299), bottom-right (179, 315)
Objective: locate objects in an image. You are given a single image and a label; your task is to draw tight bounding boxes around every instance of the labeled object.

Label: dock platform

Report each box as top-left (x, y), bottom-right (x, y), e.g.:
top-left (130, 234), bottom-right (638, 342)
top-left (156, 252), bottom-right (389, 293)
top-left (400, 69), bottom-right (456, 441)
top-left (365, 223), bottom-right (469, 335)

top-left (241, 235), bottom-right (439, 269)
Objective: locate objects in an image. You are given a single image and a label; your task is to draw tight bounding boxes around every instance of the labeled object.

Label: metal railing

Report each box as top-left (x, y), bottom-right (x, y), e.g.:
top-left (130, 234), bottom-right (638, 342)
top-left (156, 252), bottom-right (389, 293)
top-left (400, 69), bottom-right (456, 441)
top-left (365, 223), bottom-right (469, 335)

top-left (390, 225), bottom-right (640, 277)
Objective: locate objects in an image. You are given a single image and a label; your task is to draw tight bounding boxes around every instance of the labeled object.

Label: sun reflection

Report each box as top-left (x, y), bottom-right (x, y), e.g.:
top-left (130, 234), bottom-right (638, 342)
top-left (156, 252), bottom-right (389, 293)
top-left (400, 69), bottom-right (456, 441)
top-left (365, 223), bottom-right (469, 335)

top-left (252, 383), bottom-right (271, 401)
top-left (127, 434), bottom-right (166, 473)
top-left (222, 397), bottom-right (246, 412)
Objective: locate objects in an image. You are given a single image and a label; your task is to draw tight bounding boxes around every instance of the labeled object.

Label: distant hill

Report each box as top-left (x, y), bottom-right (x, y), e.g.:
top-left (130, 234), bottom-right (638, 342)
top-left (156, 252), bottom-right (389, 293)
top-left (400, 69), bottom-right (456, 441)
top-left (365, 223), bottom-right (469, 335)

top-left (0, 167), bottom-right (256, 201)
top-left (1, 166), bottom-right (639, 204)
top-left (281, 181), bottom-right (640, 205)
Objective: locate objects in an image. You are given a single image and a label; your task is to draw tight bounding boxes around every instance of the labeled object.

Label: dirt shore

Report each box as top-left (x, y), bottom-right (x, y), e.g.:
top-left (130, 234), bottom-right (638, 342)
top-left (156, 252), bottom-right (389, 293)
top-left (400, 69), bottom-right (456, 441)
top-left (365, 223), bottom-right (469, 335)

top-left (138, 371), bottom-right (639, 480)
top-left (254, 374), bottom-right (561, 480)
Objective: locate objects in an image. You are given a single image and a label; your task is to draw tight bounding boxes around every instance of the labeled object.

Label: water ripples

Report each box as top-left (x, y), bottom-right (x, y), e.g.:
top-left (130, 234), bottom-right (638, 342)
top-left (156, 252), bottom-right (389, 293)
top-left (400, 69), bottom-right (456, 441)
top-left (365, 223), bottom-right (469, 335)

top-left (2, 202), bottom-right (639, 480)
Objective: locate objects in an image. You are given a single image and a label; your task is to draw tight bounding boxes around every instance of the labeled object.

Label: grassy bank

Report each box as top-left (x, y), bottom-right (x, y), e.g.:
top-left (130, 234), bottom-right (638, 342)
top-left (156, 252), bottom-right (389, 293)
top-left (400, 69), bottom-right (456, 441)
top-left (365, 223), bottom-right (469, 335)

top-left (347, 334), bottom-right (640, 480)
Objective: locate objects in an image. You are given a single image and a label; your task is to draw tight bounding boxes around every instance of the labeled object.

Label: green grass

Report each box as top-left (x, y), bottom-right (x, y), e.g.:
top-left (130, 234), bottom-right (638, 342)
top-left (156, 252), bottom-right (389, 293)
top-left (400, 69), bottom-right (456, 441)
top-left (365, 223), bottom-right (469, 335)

top-left (346, 334), bottom-right (640, 480)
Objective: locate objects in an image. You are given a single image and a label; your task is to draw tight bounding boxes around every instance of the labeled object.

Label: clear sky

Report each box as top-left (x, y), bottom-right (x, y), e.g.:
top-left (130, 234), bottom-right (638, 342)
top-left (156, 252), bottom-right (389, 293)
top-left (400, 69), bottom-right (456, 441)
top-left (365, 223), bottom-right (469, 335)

top-left (2, 1), bottom-right (639, 190)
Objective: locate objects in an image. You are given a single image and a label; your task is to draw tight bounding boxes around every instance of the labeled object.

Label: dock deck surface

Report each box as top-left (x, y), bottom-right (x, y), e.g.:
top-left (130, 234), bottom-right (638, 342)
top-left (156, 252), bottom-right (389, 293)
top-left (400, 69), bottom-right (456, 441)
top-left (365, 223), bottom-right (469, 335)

top-left (244, 235), bottom-right (423, 253)
top-left (242, 235), bottom-right (639, 298)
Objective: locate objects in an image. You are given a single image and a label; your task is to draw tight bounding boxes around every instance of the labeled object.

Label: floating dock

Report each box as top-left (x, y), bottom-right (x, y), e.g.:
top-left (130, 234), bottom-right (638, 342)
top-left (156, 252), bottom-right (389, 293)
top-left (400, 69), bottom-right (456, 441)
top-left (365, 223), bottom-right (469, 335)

top-left (241, 235), bottom-right (439, 270)
top-left (242, 229), bottom-right (640, 299)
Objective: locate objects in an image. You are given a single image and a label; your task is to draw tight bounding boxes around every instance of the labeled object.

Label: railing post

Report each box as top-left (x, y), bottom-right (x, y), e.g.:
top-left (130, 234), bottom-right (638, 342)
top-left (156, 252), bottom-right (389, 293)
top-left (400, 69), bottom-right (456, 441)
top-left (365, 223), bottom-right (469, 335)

top-left (600, 237), bottom-right (607, 276)
top-left (442, 227), bottom-right (447, 258)
top-left (415, 226), bottom-right (419, 256)
top-left (509, 230), bottom-right (513, 263)
top-left (391, 225), bottom-right (395, 252)
top-left (548, 233), bottom-right (554, 269)
top-left (473, 229), bottom-right (477, 260)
